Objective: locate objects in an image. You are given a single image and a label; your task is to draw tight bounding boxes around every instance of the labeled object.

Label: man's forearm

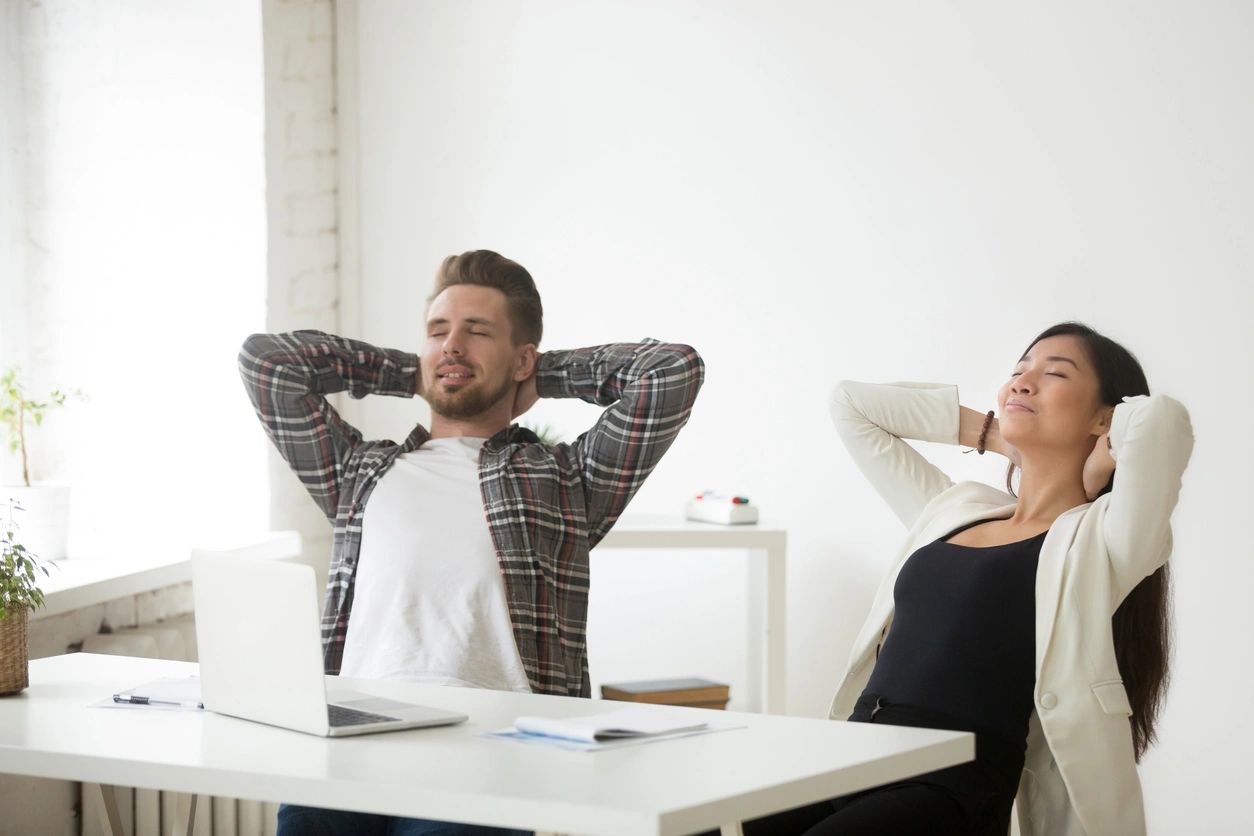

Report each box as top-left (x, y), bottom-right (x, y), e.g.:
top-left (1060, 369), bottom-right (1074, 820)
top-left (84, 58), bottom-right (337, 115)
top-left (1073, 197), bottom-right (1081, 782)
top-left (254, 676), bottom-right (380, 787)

top-left (240, 330), bottom-right (419, 402)
top-left (533, 340), bottom-right (703, 407)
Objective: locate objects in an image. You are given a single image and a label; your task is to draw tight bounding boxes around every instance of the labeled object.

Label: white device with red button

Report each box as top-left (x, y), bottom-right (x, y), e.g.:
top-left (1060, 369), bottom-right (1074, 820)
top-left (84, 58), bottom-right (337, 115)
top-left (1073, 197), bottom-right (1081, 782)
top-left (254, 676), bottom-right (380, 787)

top-left (684, 491), bottom-right (760, 525)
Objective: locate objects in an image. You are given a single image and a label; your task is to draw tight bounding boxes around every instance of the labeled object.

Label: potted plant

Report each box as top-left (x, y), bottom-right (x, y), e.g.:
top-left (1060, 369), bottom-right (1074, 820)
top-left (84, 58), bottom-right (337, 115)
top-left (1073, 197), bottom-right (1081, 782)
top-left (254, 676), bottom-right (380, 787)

top-left (1, 367), bottom-right (76, 561)
top-left (1, 498), bottom-right (49, 695)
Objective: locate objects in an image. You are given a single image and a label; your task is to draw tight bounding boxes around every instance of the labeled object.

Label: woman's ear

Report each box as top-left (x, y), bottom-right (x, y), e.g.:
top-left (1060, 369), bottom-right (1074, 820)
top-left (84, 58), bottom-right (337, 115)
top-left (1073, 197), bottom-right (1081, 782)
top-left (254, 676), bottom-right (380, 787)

top-left (1091, 405), bottom-right (1115, 436)
top-left (513, 344), bottom-right (538, 381)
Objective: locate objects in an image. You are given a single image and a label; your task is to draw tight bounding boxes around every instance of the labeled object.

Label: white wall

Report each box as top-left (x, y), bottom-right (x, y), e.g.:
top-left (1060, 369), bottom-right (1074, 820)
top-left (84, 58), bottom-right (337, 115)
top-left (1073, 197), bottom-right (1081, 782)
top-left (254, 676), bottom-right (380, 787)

top-left (6, 0), bottom-right (269, 550)
top-left (345, 2), bottom-right (1253, 832)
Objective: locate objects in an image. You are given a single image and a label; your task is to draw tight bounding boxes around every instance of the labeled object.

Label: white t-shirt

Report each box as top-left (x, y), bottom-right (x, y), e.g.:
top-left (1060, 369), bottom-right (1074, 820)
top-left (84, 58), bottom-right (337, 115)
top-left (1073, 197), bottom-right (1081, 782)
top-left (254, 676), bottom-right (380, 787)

top-left (339, 436), bottom-right (531, 692)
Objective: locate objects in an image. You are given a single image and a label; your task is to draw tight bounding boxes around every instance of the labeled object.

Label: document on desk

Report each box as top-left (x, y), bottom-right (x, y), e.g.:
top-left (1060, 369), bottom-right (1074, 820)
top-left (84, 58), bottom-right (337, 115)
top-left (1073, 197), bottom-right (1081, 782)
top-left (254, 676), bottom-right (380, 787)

top-left (484, 707), bottom-right (743, 752)
top-left (94, 676), bottom-right (204, 710)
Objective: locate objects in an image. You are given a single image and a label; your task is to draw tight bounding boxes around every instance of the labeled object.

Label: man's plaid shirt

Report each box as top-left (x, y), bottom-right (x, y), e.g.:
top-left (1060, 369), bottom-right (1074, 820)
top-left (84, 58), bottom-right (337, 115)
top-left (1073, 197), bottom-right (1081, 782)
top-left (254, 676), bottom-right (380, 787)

top-left (238, 331), bottom-right (704, 697)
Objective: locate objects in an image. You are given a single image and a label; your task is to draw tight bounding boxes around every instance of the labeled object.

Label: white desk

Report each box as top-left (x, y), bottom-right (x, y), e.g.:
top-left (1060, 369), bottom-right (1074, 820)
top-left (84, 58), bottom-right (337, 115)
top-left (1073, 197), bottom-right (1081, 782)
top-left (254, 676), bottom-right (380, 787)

top-left (596, 515), bottom-right (785, 715)
top-left (2, 654), bottom-right (972, 836)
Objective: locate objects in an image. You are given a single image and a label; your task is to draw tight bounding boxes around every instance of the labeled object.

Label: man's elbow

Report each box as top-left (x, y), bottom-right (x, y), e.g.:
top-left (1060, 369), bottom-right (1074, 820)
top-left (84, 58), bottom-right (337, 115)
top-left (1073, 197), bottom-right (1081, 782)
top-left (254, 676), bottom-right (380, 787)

top-left (238, 333), bottom-right (265, 374)
top-left (238, 333), bottom-right (291, 383)
top-left (667, 343), bottom-right (705, 395)
top-left (239, 333), bottom-right (273, 363)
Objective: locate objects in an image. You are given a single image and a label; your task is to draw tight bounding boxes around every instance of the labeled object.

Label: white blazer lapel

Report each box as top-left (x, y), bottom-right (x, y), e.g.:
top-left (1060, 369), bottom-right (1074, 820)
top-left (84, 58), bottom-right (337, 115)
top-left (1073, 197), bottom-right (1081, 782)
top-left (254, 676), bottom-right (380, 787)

top-left (1032, 504), bottom-right (1089, 677)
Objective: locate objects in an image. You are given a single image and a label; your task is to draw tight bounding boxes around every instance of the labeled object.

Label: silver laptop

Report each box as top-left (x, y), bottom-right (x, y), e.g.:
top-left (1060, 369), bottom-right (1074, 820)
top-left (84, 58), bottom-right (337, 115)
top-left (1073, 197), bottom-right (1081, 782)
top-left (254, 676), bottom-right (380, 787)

top-left (192, 553), bottom-right (468, 737)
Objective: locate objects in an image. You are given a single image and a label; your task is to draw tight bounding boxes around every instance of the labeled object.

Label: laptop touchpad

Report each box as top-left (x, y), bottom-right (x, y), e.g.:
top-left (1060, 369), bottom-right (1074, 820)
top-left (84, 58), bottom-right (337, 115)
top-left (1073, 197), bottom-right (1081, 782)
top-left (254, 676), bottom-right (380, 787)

top-left (331, 695), bottom-right (424, 713)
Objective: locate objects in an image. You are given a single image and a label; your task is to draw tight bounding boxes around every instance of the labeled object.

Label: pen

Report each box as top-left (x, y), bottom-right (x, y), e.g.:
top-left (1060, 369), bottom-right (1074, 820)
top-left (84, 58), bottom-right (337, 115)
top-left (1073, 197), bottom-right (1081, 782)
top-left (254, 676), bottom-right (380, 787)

top-left (112, 694), bottom-right (204, 710)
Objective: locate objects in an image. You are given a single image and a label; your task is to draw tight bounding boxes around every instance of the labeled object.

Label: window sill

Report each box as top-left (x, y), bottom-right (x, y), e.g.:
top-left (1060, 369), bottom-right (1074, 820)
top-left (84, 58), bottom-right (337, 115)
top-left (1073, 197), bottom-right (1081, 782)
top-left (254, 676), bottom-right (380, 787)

top-left (33, 531), bottom-right (302, 621)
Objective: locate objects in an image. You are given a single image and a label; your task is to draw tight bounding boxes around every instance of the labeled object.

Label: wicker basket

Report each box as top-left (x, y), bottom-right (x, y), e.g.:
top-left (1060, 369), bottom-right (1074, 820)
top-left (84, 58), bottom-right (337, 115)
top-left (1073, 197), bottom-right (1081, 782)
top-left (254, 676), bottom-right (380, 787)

top-left (0, 605), bottom-right (29, 696)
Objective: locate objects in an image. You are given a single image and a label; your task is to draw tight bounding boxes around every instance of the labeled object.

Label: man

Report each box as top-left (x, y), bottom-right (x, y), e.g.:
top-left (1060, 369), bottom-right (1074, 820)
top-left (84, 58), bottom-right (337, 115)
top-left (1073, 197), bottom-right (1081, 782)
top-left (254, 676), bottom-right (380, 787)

top-left (238, 250), bottom-right (704, 836)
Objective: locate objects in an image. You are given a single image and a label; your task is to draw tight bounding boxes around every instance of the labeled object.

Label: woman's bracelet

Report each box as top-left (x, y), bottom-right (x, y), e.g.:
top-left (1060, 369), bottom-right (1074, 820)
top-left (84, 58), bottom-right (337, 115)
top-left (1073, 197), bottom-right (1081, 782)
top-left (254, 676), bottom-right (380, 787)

top-left (977, 410), bottom-right (995, 455)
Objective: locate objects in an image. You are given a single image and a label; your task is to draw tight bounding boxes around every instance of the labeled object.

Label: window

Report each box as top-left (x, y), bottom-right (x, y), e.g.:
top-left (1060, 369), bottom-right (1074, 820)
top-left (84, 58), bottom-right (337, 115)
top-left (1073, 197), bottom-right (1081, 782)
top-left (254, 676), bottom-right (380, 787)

top-left (1, 2), bottom-right (269, 551)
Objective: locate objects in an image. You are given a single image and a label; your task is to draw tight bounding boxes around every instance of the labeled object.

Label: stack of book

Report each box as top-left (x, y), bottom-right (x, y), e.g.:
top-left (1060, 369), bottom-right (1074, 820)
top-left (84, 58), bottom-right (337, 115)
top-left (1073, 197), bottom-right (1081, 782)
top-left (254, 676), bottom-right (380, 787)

top-left (600, 677), bottom-right (730, 710)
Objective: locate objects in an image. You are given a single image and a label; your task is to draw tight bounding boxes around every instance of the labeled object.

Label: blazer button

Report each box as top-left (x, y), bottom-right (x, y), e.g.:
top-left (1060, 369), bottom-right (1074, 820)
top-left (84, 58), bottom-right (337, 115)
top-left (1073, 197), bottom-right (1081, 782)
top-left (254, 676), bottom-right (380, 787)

top-left (1040, 693), bottom-right (1058, 710)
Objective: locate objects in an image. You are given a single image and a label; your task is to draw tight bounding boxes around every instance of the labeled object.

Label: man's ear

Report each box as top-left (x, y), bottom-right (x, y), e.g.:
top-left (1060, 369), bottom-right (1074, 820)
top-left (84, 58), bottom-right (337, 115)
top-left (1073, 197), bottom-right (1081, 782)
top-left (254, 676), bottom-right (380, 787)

top-left (513, 344), bottom-right (538, 381)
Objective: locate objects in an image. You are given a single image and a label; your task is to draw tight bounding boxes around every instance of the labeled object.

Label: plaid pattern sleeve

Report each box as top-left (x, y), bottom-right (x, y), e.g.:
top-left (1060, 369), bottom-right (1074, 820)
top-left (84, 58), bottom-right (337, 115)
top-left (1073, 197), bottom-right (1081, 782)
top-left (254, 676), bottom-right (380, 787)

top-left (535, 339), bottom-right (705, 545)
top-left (237, 331), bottom-right (420, 521)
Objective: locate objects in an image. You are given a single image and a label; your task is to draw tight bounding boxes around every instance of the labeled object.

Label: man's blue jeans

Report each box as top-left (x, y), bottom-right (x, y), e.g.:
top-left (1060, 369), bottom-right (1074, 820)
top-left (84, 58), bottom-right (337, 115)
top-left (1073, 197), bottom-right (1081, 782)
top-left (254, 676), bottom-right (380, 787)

top-left (277, 804), bottom-right (532, 836)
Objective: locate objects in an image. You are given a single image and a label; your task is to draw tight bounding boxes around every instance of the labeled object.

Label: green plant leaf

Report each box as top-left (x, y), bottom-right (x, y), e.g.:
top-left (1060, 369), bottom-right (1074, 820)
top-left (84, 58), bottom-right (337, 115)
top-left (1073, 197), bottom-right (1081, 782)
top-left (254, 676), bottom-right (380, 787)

top-left (0, 496), bottom-right (49, 611)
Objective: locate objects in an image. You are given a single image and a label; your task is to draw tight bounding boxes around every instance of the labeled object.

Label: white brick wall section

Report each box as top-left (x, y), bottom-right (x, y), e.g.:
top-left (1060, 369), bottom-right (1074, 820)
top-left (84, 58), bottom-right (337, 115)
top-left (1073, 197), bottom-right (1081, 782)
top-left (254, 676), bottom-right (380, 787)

top-left (27, 583), bottom-right (197, 659)
top-left (266, 0), bottom-right (339, 329)
top-left (263, 0), bottom-right (341, 573)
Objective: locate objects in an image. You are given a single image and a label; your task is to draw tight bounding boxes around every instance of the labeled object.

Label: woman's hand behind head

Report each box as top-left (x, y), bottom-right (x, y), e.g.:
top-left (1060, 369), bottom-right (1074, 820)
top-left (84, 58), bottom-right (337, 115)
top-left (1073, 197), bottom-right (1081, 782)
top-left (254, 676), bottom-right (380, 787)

top-left (1083, 432), bottom-right (1116, 501)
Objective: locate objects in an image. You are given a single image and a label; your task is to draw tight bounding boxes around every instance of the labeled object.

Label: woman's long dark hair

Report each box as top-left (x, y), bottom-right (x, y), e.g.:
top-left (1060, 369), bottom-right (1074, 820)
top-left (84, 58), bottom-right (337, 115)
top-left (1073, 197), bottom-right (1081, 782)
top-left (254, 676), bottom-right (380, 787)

top-left (1008, 322), bottom-right (1170, 762)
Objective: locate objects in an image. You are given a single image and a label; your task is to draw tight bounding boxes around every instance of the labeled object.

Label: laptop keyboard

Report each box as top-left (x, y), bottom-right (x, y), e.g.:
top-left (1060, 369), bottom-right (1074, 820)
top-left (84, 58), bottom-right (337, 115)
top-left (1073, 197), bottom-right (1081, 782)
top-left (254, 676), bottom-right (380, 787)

top-left (328, 703), bottom-right (402, 727)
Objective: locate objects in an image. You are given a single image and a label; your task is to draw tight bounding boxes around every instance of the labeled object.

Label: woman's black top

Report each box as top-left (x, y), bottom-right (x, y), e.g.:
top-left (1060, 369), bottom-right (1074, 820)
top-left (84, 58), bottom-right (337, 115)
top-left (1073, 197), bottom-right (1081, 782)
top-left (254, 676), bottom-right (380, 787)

top-left (862, 525), bottom-right (1045, 742)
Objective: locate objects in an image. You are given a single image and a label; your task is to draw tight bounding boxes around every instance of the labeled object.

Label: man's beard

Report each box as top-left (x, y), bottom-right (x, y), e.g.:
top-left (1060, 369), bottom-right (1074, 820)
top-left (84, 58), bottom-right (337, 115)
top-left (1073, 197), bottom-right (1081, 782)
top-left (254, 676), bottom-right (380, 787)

top-left (426, 373), bottom-right (514, 421)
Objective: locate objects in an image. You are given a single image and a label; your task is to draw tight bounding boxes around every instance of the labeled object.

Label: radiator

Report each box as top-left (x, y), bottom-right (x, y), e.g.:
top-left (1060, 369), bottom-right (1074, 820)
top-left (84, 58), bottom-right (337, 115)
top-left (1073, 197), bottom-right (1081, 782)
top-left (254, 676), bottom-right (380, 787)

top-left (80, 620), bottom-right (280, 836)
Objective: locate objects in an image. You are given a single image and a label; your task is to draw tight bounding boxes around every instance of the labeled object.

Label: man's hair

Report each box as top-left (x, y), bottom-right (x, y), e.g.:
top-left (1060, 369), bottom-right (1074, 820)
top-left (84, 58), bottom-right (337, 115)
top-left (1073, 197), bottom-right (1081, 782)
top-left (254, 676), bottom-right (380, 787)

top-left (429, 250), bottom-right (543, 346)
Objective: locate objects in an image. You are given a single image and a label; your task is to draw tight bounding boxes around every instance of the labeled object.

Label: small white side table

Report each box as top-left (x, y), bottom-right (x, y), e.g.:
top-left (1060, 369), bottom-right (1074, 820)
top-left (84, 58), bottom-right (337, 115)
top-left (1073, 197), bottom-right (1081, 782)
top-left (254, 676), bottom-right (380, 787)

top-left (596, 514), bottom-right (787, 714)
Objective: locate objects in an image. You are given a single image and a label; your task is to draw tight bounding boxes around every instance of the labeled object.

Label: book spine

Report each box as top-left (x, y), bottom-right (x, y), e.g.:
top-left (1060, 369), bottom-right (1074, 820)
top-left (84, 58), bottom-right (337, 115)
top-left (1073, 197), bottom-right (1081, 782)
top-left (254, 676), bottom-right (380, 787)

top-left (602, 688), bottom-right (730, 705)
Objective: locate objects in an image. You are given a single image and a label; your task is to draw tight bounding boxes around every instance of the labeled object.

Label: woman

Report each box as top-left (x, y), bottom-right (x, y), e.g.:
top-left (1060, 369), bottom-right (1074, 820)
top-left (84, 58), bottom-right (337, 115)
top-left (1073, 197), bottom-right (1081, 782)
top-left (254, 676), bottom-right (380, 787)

top-left (746, 322), bottom-right (1192, 836)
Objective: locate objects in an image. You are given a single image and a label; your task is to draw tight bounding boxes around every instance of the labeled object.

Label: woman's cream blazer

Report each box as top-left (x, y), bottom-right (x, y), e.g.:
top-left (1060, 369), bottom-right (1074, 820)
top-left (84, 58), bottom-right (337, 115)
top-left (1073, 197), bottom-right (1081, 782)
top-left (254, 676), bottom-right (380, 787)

top-left (827, 381), bottom-right (1193, 836)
